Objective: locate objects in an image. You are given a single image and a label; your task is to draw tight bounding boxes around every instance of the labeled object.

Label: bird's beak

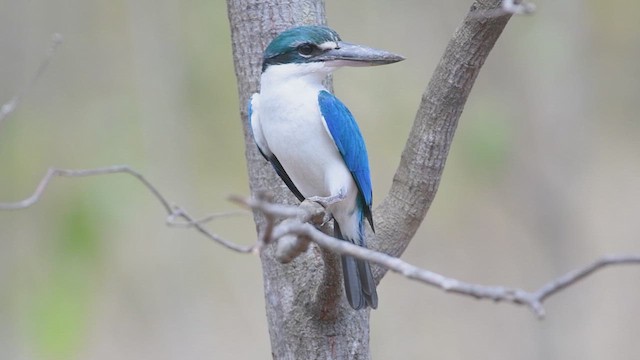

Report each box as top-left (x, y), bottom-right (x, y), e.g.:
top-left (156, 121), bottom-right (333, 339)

top-left (316, 41), bottom-right (405, 67)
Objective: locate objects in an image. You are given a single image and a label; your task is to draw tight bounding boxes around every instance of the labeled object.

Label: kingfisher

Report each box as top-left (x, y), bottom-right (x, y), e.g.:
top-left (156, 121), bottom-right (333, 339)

top-left (249, 25), bottom-right (404, 310)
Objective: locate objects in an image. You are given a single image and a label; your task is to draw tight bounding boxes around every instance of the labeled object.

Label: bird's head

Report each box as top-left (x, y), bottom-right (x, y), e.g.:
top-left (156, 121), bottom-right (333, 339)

top-left (261, 25), bottom-right (404, 75)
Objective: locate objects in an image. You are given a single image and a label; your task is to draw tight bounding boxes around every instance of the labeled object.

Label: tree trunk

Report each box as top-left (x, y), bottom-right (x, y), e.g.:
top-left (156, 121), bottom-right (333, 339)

top-left (227, 1), bottom-right (371, 359)
top-left (227, 0), bottom-right (511, 358)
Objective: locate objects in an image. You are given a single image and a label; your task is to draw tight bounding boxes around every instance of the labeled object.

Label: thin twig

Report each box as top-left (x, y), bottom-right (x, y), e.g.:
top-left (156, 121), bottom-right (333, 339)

top-left (0, 33), bottom-right (64, 126)
top-left (167, 210), bottom-right (249, 227)
top-left (240, 195), bottom-right (640, 318)
top-left (534, 255), bottom-right (640, 302)
top-left (2, 167), bottom-right (638, 317)
top-left (0, 166), bottom-right (255, 253)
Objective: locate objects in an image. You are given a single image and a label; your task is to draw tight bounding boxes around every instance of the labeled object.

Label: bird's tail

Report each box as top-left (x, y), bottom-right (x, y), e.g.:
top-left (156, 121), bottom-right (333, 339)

top-left (335, 222), bottom-right (378, 310)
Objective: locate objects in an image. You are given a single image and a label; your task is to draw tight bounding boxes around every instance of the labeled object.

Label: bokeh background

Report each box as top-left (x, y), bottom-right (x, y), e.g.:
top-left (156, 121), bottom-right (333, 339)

top-left (1, 0), bottom-right (639, 359)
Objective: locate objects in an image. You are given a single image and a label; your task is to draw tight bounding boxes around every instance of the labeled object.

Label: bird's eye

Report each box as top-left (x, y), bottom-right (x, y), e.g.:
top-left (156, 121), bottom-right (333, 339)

top-left (297, 43), bottom-right (315, 57)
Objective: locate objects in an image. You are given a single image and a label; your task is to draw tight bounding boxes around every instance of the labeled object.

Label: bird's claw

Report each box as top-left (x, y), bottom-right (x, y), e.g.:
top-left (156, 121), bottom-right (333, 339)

top-left (308, 190), bottom-right (346, 226)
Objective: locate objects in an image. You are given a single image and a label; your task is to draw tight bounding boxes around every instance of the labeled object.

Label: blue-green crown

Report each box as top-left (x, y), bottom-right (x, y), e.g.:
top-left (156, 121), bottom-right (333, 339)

top-left (262, 26), bottom-right (341, 71)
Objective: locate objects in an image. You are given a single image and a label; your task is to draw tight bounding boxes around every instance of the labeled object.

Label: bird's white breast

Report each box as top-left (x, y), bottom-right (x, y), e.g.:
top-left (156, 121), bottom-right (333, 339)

top-left (258, 64), bottom-right (357, 209)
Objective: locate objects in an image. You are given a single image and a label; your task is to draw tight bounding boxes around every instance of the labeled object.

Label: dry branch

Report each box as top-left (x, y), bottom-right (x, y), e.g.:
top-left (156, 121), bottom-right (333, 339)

top-left (236, 195), bottom-right (640, 318)
top-left (0, 166), bottom-right (254, 253)
top-left (3, 168), bottom-right (638, 318)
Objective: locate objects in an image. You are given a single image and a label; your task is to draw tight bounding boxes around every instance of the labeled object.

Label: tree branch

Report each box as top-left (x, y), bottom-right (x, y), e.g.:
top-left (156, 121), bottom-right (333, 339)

top-left (0, 166), bottom-right (255, 253)
top-left (373, 0), bottom-right (512, 275)
top-left (234, 195), bottom-right (640, 318)
top-left (2, 166), bottom-right (639, 319)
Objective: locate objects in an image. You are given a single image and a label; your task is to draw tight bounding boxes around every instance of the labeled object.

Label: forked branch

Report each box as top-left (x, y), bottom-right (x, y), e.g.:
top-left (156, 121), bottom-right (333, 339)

top-left (0, 166), bottom-right (254, 253)
top-left (235, 195), bottom-right (640, 318)
top-left (2, 169), bottom-right (638, 318)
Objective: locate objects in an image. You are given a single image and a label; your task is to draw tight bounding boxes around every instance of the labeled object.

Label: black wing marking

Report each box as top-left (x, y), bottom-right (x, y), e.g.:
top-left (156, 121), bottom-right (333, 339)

top-left (267, 154), bottom-right (305, 202)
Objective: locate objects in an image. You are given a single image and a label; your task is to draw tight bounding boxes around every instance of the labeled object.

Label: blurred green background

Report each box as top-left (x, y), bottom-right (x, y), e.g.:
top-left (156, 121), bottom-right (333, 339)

top-left (1, 0), bottom-right (639, 359)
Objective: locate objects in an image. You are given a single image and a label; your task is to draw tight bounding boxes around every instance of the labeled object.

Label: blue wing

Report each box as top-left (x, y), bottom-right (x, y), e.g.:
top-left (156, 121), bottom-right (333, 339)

top-left (249, 94), bottom-right (305, 202)
top-left (318, 90), bottom-right (373, 230)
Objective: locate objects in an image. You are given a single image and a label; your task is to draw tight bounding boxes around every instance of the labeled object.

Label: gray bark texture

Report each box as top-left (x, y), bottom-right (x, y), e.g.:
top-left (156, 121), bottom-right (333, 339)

top-left (227, 0), bottom-right (511, 358)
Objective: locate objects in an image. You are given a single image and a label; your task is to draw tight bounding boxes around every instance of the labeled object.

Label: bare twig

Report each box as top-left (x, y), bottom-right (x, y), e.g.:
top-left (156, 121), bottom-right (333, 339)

top-left (0, 166), bottom-right (255, 253)
top-left (230, 193), bottom-right (313, 256)
top-left (534, 255), bottom-right (640, 302)
top-left (232, 195), bottom-right (325, 262)
top-left (0, 33), bottom-right (64, 127)
top-left (2, 167), bottom-right (638, 317)
top-left (239, 195), bottom-right (640, 318)
top-left (166, 209), bottom-right (249, 228)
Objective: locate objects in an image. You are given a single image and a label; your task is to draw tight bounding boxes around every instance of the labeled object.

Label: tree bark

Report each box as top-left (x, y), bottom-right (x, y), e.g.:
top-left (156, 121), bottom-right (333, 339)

top-left (227, 0), bottom-right (511, 358)
top-left (373, 0), bottom-right (511, 268)
top-left (227, 2), bottom-right (368, 359)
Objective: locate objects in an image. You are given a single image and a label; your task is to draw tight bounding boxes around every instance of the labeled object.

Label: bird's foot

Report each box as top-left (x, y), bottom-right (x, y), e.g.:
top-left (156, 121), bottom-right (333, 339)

top-left (307, 190), bottom-right (346, 226)
top-left (307, 189), bottom-right (346, 207)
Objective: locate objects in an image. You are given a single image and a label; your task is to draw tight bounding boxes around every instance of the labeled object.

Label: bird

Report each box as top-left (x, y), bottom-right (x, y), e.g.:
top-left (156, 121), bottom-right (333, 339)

top-left (249, 25), bottom-right (404, 310)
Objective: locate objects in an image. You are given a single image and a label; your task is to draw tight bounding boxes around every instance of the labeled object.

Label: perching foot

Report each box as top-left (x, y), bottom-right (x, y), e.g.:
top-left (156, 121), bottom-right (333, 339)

top-left (307, 189), bottom-right (346, 226)
top-left (307, 189), bottom-right (346, 207)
